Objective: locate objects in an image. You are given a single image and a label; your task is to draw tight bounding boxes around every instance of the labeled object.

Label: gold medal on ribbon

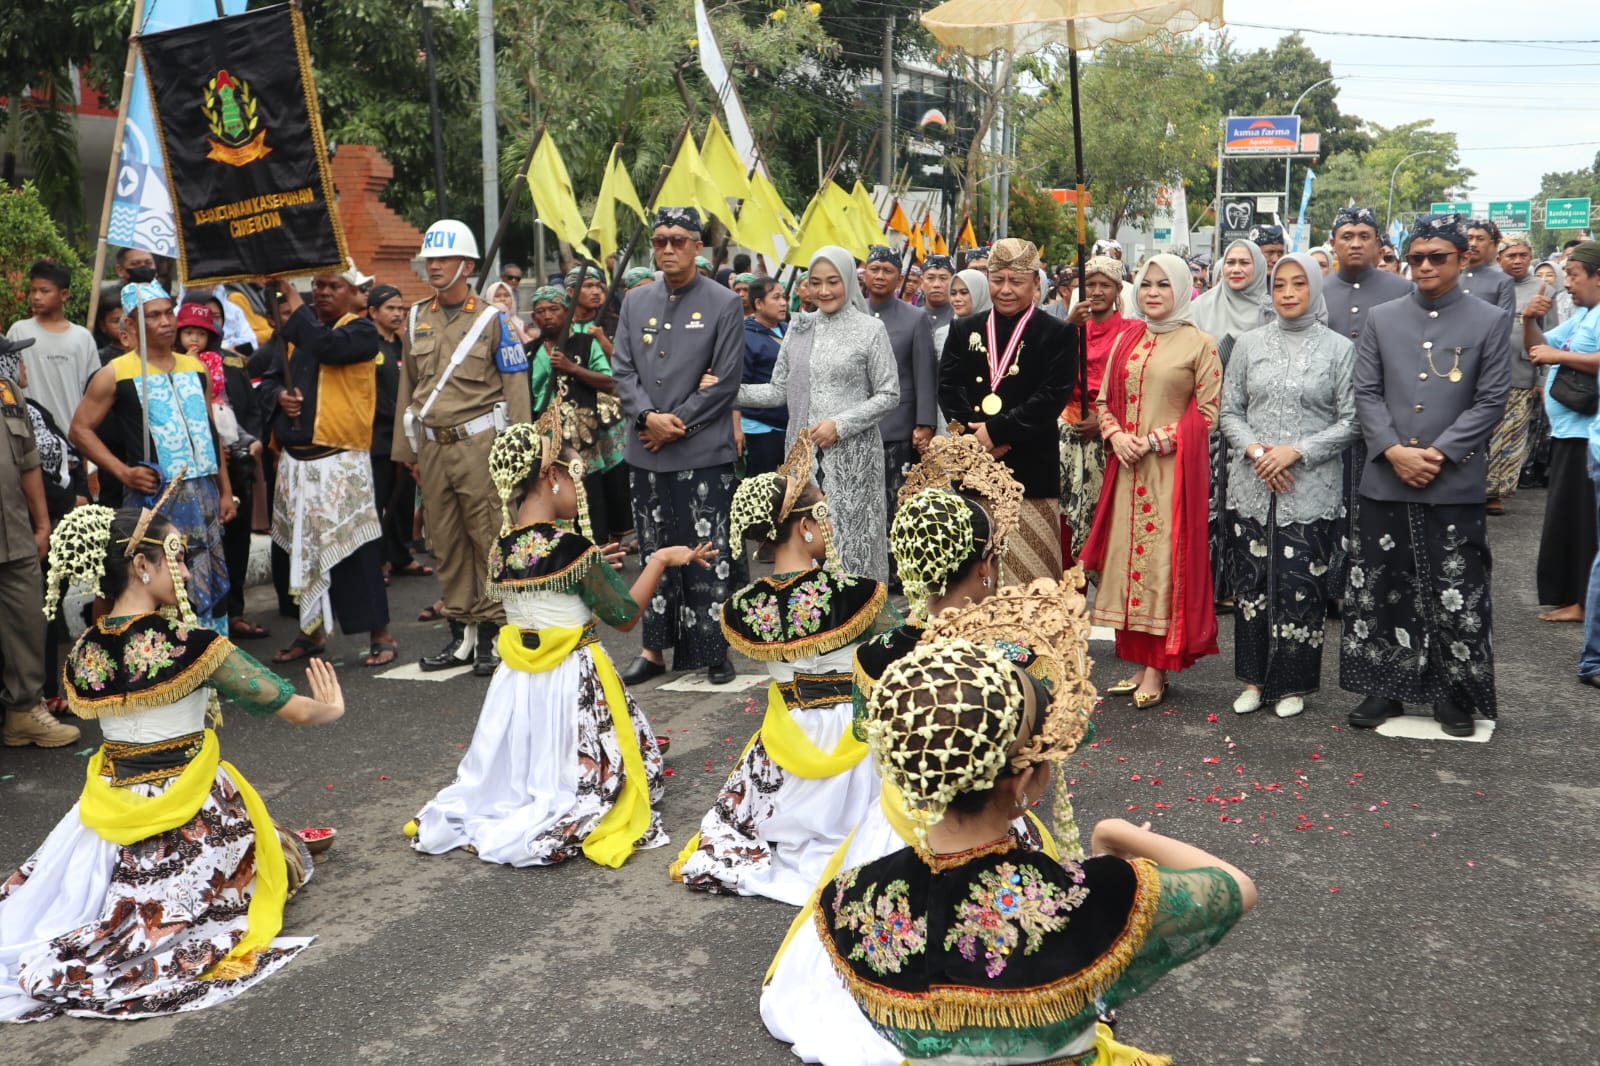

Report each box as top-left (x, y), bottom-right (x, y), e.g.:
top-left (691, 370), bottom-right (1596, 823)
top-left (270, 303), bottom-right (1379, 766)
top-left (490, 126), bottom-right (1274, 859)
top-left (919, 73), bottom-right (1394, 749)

top-left (980, 393), bottom-right (1003, 416)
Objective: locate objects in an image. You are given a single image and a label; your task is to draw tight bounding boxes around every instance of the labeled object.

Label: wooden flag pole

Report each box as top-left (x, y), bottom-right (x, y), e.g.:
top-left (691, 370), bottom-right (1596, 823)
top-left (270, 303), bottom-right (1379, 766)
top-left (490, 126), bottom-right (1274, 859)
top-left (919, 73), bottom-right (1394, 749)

top-left (601, 119), bottom-right (694, 313)
top-left (477, 122), bottom-right (546, 296)
top-left (86, 0), bottom-right (149, 332)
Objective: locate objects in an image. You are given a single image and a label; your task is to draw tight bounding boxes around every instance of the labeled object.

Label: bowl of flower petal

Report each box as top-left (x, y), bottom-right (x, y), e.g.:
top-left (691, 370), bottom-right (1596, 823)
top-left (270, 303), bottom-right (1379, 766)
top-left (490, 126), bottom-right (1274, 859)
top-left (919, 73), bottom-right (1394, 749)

top-left (296, 826), bottom-right (337, 856)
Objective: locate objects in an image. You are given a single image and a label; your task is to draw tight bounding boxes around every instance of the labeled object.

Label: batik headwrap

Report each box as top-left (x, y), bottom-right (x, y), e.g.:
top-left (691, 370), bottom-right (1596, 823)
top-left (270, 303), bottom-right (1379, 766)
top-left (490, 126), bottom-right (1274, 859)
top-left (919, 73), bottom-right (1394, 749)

top-left (866, 245), bottom-right (900, 267)
top-left (623, 267), bottom-right (654, 288)
top-left (987, 238), bottom-right (1040, 275)
top-left (1408, 213), bottom-right (1470, 251)
top-left (565, 266), bottom-right (603, 291)
top-left (653, 206), bottom-right (702, 235)
top-left (1249, 224), bottom-right (1286, 247)
top-left (924, 255), bottom-right (955, 274)
top-left (1081, 255), bottom-right (1124, 287)
top-left (1331, 206), bottom-right (1379, 236)
top-left (890, 489), bottom-right (986, 622)
top-left (121, 279), bottom-right (171, 315)
top-left (1465, 218), bottom-right (1501, 242)
top-left (864, 576), bottom-right (1095, 848)
top-left (530, 285), bottom-right (569, 308)
top-left (733, 272), bottom-right (757, 286)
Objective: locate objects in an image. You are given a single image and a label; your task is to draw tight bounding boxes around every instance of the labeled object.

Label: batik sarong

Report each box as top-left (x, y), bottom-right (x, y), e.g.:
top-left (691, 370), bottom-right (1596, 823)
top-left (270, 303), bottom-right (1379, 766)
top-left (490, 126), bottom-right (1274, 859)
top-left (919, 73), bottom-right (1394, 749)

top-left (271, 450), bottom-right (382, 636)
top-left (1485, 387), bottom-right (1536, 498)
top-left (163, 476), bottom-right (228, 628)
top-left (629, 463), bottom-right (745, 670)
top-left (1058, 420), bottom-right (1107, 562)
top-left (1230, 506), bottom-right (1337, 702)
top-left (1003, 498), bottom-right (1064, 586)
top-left (1339, 499), bottom-right (1496, 718)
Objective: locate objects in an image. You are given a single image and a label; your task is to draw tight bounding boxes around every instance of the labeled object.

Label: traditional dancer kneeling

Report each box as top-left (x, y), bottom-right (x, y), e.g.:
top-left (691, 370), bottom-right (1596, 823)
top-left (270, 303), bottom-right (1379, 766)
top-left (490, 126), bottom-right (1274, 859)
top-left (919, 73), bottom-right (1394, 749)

top-left (817, 625), bottom-right (1258, 1064)
top-left (0, 491), bottom-right (345, 1022)
top-left (408, 409), bottom-right (714, 866)
top-left (671, 435), bottom-right (897, 902)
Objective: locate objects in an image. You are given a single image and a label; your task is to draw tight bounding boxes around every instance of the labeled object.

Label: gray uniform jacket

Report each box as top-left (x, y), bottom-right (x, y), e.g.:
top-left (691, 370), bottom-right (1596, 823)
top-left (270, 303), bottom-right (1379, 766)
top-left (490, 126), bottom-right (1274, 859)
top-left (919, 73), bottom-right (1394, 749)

top-left (1324, 266), bottom-right (1413, 344)
top-left (1461, 263), bottom-right (1516, 317)
top-left (867, 297), bottom-right (937, 441)
top-left (612, 274), bottom-right (745, 472)
top-left (926, 303), bottom-right (954, 335)
top-left (1355, 285), bottom-right (1513, 505)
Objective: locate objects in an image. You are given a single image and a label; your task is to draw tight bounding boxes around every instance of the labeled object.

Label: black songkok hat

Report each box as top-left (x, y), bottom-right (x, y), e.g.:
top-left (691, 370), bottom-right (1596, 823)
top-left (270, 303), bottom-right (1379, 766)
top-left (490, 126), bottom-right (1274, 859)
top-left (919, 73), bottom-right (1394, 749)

top-left (1249, 224), bottom-right (1286, 247)
top-left (365, 284), bottom-right (403, 311)
top-left (1408, 213), bottom-right (1471, 251)
top-left (866, 245), bottom-right (901, 267)
top-left (925, 255), bottom-right (955, 273)
top-left (653, 206), bottom-right (703, 235)
top-left (1466, 218), bottom-right (1501, 242)
top-left (1331, 206), bottom-right (1380, 235)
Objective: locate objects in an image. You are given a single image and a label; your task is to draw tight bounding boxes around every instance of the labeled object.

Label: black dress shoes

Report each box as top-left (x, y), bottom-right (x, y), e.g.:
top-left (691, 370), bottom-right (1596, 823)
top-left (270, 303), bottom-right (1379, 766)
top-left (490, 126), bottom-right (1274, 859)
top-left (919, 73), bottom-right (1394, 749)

top-left (707, 658), bottom-right (737, 685)
top-left (1432, 700), bottom-right (1475, 738)
top-left (472, 624), bottom-right (500, 677)
top-left (621, 656), bottom-right (667, 685)
top-left (420, 621), bottom-right (474, 671)
top-left (1348, 695), bottom-right (1404, 728)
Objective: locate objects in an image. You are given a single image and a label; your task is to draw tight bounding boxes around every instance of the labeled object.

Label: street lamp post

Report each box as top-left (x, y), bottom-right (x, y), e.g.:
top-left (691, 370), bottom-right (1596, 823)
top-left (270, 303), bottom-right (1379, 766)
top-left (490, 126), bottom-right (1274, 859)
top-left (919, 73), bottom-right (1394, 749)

top-left (1284, 76), bottom-right (1337, 242)
top-left (1387, 150), bottom-right (1439, 232)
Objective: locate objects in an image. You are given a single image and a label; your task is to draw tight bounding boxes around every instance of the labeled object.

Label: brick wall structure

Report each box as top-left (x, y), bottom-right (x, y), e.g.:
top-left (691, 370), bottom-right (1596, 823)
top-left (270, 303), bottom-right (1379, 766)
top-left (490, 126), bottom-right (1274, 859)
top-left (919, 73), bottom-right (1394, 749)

top-left (331, 144), bottom-right (428, 303)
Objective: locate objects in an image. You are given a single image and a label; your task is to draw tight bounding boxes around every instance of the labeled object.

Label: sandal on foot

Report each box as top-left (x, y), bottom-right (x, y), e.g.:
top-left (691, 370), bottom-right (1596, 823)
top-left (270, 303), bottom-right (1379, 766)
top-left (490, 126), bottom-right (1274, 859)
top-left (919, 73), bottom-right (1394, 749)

top-left (364, 641), bottom-right (399, 667)
top-left (418, 602), bottom-right (446, 622)
top-left (230, 618), bottom-right (270, 639)
top-left (394, 561), bottom-right (434, 578)
top-left (1105, 676), bottom-right (1140, 696)
top-left (272, 635), bottom-right (326, 664)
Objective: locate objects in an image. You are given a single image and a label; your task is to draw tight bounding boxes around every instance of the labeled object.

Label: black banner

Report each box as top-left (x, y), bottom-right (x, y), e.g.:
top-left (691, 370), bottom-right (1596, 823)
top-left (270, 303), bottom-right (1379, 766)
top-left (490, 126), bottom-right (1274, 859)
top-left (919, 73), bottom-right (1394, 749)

top-left (140, 4), bottom-right (346, 285)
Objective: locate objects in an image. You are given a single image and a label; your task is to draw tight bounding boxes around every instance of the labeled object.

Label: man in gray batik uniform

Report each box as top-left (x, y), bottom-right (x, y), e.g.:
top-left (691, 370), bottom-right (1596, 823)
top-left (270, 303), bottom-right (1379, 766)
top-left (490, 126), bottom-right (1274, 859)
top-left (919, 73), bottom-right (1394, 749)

top-left (921, 255), bottom-right (957, 335)
top-left (1341, 214), bottom-right (1513, 739)
top-left (1461, 219), bottom-right (1517, 319)
top-left (861, 245), bottom-right (937, 585)
top-left (1324, 206), bottom-right (1414, 595)
top-left (611, 206), bottom-right (746, 686)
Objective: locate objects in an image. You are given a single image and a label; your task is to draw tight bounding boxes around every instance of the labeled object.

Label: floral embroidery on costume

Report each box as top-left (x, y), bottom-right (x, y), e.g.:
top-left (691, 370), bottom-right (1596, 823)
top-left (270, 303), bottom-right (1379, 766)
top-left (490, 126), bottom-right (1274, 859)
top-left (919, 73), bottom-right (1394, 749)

top-left (123, 628), bottom-right (180, 680)
top-left (499, 527), bottom-right (555, 574)
top-left (787, 575), bottom-right (836, 635)
top-left (722, 567), bottom-right (888, 661)
top-left (834, 875), bottom-right (928, 976)
top-left (72, 642), bottom-right (117, 692)
top-left (742, 593), bottom-right (784, 640)
top-left (944, 861), bottom-right (1086, 978)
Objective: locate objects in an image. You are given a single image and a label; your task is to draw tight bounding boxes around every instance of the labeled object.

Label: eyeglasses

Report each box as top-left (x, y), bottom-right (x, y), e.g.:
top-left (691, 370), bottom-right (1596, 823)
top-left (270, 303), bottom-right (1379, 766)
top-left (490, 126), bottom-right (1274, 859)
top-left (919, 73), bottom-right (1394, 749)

top-left (650, 235), bottom-right (692, 250)
top-left (501, 273), bottom-right (522, 283)
top-left (1380, 254), bottom-right (1399, 263)
top-left (1406, 251), bottom-right (1458, 267)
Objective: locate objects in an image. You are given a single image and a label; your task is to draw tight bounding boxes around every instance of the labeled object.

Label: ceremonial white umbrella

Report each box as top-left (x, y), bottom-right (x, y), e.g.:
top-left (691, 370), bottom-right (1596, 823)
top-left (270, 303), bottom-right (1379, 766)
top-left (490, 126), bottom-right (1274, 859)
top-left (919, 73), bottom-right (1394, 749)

top-left (920, 0), bottom-right (1226, 409)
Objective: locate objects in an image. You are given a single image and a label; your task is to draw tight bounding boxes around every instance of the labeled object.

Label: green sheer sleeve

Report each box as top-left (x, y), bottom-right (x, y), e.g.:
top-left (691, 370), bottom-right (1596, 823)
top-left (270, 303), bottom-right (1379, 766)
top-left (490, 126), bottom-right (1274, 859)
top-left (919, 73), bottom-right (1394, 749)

top-left (207, 648), bottom-right (297, 717)
top-left (868, 598), bottom-right (904, 639)
top-left (577, 549), bottom-right (640, 628)
top-left (1098, 864), bottom-right (1245, 1012)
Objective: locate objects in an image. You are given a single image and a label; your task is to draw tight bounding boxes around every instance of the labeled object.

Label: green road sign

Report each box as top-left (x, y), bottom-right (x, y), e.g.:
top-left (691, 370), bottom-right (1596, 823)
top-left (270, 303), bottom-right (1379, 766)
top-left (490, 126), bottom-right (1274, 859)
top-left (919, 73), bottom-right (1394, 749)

top-left (1488, 200), bottom-right (1531, 229)
top-left (1431, 201), bottom-right (1472, 214)
top-left (1545, 198), bottom-right (1593, 229)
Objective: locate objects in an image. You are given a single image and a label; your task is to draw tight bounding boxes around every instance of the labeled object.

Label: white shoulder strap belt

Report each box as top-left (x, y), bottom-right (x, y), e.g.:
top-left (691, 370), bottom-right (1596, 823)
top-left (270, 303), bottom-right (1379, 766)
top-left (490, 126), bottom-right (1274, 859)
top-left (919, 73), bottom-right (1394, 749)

top-left (410, 304), bottom-right (502, 422)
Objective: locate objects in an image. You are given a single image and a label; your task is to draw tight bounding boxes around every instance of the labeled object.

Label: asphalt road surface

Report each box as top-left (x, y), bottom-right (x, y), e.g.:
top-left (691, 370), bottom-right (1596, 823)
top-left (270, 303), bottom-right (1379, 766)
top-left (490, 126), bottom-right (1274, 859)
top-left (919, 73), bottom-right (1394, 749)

top-left (3, 490), bottom-right (1597, 1065)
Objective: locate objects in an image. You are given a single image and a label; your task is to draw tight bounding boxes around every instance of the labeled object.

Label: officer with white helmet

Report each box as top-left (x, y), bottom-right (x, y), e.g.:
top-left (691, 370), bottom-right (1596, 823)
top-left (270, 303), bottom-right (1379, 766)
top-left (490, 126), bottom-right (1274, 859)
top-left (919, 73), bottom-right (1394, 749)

top-left (392, 220), bottom-right (532, 674)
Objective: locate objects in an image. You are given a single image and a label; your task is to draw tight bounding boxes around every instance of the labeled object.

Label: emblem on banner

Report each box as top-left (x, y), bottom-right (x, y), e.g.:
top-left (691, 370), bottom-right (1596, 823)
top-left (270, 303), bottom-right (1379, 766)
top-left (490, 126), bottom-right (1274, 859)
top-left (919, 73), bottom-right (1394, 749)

top-left (202, 69), bottom-right (272, 166)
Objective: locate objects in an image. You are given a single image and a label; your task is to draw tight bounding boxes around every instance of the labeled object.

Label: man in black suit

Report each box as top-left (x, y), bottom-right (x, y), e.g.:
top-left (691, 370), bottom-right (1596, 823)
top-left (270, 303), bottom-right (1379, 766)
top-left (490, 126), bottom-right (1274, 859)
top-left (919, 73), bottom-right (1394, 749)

top-left (937, 238), bottom-right (1078, 584)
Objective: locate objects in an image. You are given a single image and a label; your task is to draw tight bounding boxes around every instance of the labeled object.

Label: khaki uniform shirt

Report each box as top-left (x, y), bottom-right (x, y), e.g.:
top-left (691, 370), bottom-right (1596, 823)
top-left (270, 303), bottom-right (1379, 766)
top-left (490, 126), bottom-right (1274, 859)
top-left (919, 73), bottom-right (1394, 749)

top-left (392, 294), bottom-right (533, 463)
top-left (0, 375), bottom-right (42, 564)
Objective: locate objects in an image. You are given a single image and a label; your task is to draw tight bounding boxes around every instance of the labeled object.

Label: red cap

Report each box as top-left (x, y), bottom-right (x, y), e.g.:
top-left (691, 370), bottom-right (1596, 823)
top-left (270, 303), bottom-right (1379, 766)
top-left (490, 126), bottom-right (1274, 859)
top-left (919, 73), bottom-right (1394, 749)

top-left (175, 302), bottom-right (221, 346)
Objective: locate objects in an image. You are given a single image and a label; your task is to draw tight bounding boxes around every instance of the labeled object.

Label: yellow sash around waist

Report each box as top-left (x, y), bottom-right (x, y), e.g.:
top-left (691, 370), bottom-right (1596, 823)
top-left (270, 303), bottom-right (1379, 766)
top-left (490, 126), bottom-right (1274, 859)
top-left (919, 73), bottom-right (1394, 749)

top-left (78, 729), bottom-right (288, 981)
top-left (496, 624), bottom-right (652, 869)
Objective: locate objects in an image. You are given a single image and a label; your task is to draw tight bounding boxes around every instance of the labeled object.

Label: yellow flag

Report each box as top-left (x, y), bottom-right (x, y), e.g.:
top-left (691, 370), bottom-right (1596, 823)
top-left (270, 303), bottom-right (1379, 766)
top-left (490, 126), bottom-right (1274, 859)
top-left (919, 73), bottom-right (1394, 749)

top-left (919, 211), bottom-right (936, 249)
top-left (956, 214), bottom-right (978, 250)
top-left (527, 130), bottom-right (591, 252)
top-left (886, 199), bottom-right (912, 237)
top-left (820, 182), bottom-right (870, 260)
top-left (751, 171), bottom-right (798, 233)
top-left (587, 145), bottom-right (648, 260)
top-left (850, 181), bottom-right (890, 248)
top-left (908, 217), bottom-right (927, 262)
top-left (736, 178), bottom-right (786, 262)
top-left (933, 231), bottom-right (949, 256)
top-left (782, 191), bottom-right (854, 268)
top-left (655, 133), bottom-right (740, 241)
top-left (699, 117), bottom-right (752, 202)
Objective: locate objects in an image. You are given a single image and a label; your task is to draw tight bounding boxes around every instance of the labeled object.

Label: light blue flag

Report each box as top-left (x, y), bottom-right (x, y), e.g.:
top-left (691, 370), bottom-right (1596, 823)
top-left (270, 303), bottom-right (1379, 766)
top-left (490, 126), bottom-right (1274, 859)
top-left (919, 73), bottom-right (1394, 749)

top-left (106, 0), bottom-right (247, 256)
top-left (1291, 170), bottom-right (1316, 252)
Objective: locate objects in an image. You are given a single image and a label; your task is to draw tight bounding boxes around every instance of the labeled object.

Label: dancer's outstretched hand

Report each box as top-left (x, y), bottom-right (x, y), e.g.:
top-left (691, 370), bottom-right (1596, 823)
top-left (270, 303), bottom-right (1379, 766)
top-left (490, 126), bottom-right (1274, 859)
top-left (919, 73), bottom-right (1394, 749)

top-left (305, 658), bottom-right (345, 720)
top-left (653, 542), bottom-right (718, 568)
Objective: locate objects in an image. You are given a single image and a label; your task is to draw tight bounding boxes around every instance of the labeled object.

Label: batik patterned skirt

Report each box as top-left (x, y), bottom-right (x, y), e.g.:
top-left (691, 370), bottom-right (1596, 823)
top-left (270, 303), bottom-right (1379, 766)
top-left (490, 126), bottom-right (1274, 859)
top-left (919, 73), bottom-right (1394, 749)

top-left (1208, 429), bottom-right (1233, 604)
top-left (1004, 498), bottom-right (1065, 586)
top-left (1486, 387), bottom-right (1536, 499)
top-left (166, 476), bottom-right (229, 626)
top-left (0, 769), bottom-right (311, 1022)
top-left (271, 449), bottom-right (382, 636)
top-left (630, 463), bottom-right (744, 669)
top-left (1339, 499), bottom-right (1497, 718)
top-left (1229, 508), bottom-right (1337, 702)
top-left (1059, 420), bottom-right (1107, 563)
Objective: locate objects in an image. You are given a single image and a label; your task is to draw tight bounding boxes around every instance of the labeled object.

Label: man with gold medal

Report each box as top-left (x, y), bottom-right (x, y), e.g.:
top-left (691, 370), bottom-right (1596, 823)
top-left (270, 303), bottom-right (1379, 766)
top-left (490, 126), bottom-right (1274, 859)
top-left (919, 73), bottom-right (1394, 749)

top-left (938, 238), bottom-right (1078, 584)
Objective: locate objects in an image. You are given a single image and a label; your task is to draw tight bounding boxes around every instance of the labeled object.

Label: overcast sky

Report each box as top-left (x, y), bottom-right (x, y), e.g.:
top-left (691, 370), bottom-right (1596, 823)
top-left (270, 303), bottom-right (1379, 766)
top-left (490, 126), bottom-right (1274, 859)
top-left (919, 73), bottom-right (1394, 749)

top-left (1216, 1), bottom-right (1600, 205)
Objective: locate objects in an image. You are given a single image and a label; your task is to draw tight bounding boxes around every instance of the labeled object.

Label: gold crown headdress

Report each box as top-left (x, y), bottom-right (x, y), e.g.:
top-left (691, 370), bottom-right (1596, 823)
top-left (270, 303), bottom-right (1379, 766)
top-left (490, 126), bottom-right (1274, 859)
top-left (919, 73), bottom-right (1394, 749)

top-left (896, 434), bottom-right (1022, 557)
top-left (865, 573), bottom-right (1096, 851)
top-left (890, 488), bottom-right (981, 622)
top-left (729, 432), bottom-right (840, 568)
top-left (489, 410), bottom-right (591, 540)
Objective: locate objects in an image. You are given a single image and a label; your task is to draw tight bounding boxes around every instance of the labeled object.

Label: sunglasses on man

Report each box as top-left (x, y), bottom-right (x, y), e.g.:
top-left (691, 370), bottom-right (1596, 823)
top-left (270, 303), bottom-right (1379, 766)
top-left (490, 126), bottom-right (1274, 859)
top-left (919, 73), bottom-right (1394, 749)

top-left (1406, 251), bottom-right (1459, 267)
top-left (650, 234), bottom-right (694, 250)
top-left (500, 272), bottom-right (523, 284)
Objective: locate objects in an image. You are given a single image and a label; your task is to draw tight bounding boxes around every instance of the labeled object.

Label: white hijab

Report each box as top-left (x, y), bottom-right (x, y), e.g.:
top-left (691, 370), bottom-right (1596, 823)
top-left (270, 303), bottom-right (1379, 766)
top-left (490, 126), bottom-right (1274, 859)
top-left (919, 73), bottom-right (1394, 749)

top-left (1132, 253), bottom-right (1198, 334)
top-left (1193, 239), bottom-right (1270, 340)
top-left (953, 268), bottom-right (992, 316)
top-left (809, 246), bottom-right (867, 315)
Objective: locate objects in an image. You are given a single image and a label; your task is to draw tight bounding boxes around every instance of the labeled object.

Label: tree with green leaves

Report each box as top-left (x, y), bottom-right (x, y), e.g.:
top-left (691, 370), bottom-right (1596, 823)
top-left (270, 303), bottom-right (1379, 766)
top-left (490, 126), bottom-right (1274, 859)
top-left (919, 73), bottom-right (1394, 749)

top-left (0, 182), bottom-right (93, 328)
top-left (1312, 120), bottom-right (1474, 237)
top-left (1528, 152), bottom-right (1599, 254)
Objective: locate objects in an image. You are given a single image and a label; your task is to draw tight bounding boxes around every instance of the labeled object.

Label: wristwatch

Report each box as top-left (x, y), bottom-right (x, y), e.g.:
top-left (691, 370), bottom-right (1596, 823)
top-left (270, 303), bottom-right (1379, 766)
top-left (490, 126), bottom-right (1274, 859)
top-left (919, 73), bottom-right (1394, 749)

top-left (636, 408), bottom-right (659, 431)
top-left (1248, 446), bottom-right (1266, 460)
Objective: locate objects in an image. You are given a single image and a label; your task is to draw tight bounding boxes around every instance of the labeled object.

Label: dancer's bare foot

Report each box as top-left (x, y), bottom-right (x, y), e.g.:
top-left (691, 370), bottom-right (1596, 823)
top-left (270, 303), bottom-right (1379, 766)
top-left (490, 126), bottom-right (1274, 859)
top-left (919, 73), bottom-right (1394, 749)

top-left (1539, 604), bottom-right (1584, 622)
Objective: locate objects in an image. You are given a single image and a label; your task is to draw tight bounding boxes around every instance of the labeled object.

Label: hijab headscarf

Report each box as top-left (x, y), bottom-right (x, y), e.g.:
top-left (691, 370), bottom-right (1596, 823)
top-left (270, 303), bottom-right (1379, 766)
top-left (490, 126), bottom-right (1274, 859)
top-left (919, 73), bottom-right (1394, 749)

top-left (1192, 238), bottom-right (1269, 341)
top-left (809, 246), bottom-right (867, 315)
top-left (1131, 253), bottom-right (1198, 334)
top-left (1269, 253), bottom-right (1328, 332)
top-left (952, 269), bottom-right (992, 316)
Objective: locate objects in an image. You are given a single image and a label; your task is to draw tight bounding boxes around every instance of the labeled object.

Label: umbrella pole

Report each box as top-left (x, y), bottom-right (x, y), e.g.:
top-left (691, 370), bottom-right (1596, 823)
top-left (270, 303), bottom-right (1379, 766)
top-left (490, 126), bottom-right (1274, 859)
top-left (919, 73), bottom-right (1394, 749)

top-left (1069, 48), bottom-right (1089, 419)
